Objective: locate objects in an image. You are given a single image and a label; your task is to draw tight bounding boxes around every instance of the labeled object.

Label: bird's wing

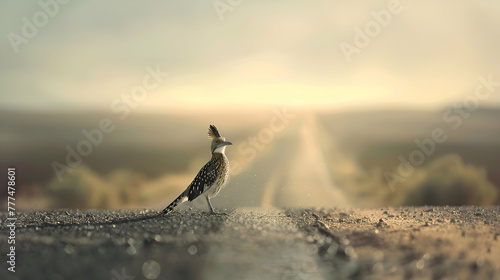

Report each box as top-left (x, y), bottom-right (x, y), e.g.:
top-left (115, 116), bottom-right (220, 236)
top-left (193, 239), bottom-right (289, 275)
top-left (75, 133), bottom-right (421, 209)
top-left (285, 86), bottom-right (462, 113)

top-left (187, 160), bottom-right (220, 201)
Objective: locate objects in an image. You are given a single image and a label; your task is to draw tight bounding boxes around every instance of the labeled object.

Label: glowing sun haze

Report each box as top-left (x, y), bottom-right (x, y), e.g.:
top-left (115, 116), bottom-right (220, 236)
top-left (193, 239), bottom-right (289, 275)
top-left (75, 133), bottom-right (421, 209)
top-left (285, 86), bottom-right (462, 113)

top-left (1, 0), bottom-right (500, 112)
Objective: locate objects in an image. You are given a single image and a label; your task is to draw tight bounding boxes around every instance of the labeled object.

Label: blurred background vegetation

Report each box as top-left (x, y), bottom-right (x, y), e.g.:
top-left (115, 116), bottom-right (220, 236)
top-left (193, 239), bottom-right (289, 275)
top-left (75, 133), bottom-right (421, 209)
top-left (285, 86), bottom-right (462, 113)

top-left (1, 1), bottom-right (500, 210)
top-left (1, 108), bottom-right (499, 210)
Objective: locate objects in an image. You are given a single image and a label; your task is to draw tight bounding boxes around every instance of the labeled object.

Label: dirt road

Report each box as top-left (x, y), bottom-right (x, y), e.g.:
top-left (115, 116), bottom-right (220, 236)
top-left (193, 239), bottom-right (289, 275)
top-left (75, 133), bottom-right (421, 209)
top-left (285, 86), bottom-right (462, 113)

top-left (1, 206), bottom-right (499, 280)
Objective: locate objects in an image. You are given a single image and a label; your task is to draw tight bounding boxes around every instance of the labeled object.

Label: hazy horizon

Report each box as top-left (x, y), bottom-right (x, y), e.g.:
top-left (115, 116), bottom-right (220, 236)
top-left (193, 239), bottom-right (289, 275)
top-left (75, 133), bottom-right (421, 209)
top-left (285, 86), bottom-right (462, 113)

top-left (2, 102), bottom-right (500, 115)
top-left (1, 1), bottom-right (500, 210)
top-left (2, 0), bottom-right (500, 113)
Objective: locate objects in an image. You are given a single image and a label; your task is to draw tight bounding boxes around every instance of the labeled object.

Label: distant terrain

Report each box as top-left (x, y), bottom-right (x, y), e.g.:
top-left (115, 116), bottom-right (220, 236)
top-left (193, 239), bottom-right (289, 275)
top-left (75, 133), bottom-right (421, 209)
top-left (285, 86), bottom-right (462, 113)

top-left (1, 107), bottom-right (499, 209)
top-left (0, 207), bottom-right (499, 280)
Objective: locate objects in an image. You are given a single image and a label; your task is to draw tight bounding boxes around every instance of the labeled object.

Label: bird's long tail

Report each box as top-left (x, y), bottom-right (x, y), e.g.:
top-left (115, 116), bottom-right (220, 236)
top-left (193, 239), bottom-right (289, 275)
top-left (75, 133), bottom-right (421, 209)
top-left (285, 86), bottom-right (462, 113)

top-left (159, 192), bottom-right (187, 215)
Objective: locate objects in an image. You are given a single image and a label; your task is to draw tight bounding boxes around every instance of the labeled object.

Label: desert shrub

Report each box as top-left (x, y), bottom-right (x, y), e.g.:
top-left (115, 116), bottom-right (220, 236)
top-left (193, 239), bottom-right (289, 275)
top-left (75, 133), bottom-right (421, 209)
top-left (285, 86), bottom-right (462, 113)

top-left (398, 154), bottom-right (498, 206)
top-left (47, 166), bottom-right (142, 209)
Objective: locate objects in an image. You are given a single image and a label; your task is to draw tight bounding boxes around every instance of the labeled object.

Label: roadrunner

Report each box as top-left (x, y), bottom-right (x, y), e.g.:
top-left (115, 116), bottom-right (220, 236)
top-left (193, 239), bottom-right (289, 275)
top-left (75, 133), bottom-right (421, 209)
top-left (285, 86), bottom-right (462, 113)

top-left (160, 125), bottom-right (232, 215)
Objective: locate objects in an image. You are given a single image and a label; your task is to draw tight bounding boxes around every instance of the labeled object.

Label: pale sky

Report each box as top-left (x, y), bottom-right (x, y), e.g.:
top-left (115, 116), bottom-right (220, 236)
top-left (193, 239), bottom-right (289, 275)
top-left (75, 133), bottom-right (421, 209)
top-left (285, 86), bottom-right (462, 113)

top-left (1, 0), bottom-right (500, 113)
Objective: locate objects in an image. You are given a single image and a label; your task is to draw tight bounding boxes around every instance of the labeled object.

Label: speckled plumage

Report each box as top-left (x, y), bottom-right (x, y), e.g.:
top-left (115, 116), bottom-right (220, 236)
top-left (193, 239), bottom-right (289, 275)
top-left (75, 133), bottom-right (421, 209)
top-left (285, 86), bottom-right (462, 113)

top-left (188, 153), bottom-right (229, 201)
top-left (160, 125), bottom-right (231, 215)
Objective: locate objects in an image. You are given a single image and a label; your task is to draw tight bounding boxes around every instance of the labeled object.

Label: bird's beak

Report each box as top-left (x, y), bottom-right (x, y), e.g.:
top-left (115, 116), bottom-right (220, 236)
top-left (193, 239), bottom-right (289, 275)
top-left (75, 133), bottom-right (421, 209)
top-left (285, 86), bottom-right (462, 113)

top-left (218, 141), bottom-right (233, 148)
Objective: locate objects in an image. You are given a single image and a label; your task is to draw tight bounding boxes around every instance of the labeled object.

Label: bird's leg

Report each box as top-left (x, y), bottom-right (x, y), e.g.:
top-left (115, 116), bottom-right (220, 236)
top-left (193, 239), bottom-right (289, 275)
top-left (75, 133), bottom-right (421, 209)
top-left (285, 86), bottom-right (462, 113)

top-left (206, 196), bottom-right (215, 214)
top-left (206, 197), bottom-right (228, 215)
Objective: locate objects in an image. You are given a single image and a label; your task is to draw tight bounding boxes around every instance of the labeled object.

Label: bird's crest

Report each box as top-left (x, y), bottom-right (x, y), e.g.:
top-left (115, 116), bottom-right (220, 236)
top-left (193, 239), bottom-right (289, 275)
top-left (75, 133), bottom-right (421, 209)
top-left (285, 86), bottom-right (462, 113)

top-left (208, 125), bottom-right (221, 139)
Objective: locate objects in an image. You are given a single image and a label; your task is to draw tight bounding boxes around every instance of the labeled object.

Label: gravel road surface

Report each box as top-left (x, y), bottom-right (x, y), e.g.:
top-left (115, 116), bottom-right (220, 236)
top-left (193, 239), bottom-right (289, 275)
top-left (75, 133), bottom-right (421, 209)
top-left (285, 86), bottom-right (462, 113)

top-left (1, 206), bottom-right (499, 280)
